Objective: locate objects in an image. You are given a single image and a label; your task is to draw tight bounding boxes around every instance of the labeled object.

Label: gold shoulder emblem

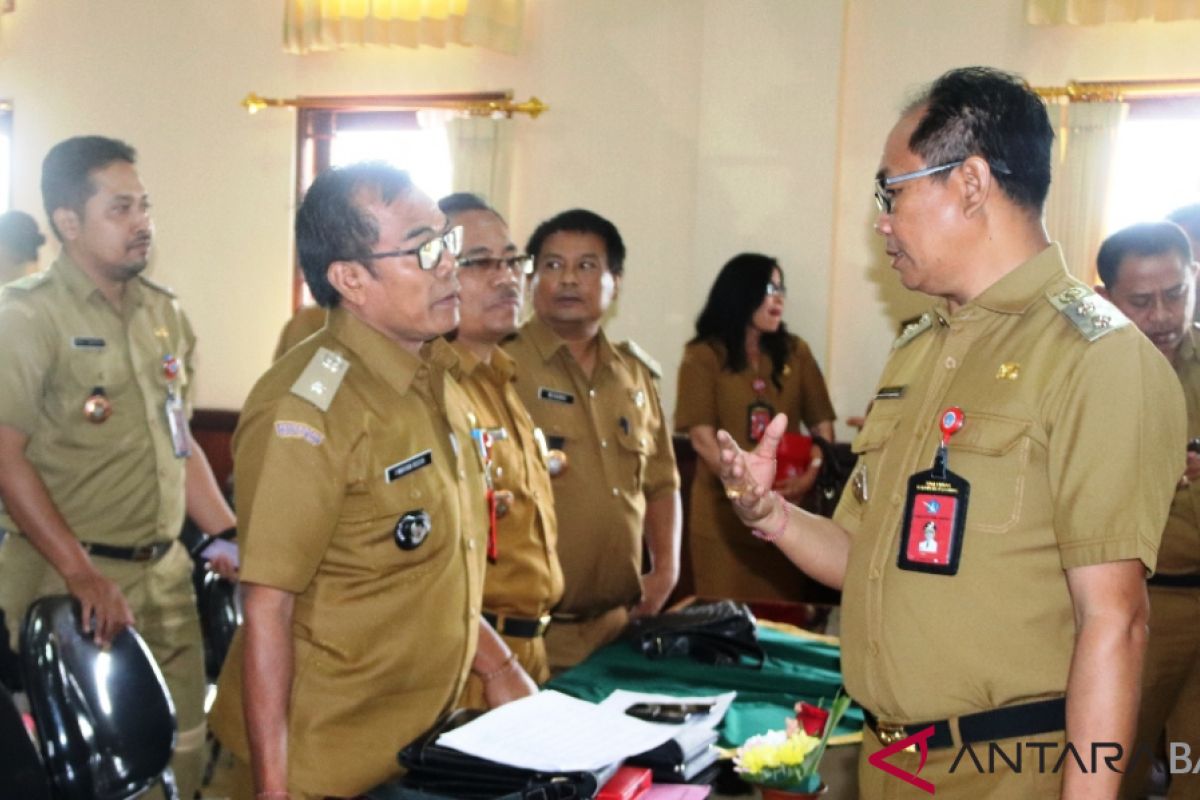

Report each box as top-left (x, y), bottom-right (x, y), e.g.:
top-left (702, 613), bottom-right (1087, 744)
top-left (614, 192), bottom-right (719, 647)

top-left (2, 270), bottom-right (52, 293)
top-left (619, 339), bottom-right (663, 379)
top-left (290, 346), bottom-right (350, 411)
top-left (1046, 285), bottom-right (1129, 343)
top-left (892, 312), bottom-right (934, 350)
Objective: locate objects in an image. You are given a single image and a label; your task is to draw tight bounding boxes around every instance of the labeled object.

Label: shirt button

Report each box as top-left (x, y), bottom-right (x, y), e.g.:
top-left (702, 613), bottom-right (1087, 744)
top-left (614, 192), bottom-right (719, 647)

top-left (459, 469), bottom-right (466, 479)
top-left (611, 488), bottom-right (619, 497)
top-left (600, 439), bottom-right (608, 448)
top-left (467, 539), bottom-right (475, 550)
top-left (869, 642), bottom-right (880, 656)
top-left (945, 356), bottom-right (958, 369)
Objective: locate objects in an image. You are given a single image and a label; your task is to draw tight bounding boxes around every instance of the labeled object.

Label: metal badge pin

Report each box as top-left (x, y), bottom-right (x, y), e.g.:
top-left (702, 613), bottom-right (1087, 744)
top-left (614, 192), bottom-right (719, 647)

top-left (995, 362), bottom-right (1020, 381)
top-left (162, 354), bottom-right (180, 380)
top-left (83, 387), bottom-right (112, 423)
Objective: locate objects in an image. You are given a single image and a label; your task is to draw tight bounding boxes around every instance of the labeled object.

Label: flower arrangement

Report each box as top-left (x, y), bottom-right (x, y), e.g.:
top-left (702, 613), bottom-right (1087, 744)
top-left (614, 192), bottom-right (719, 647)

top-left (733, 692), bottom-right (851, 794)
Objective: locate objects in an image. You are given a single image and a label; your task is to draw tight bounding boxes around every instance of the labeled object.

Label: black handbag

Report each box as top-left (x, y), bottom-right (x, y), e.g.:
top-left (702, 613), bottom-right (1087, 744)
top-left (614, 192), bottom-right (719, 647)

top-left (367, 709), bottom-right (600, 800)
top-left (625, 600), bottom-right (764, 668)
top-left (803, 436), bottom-right (856, 519)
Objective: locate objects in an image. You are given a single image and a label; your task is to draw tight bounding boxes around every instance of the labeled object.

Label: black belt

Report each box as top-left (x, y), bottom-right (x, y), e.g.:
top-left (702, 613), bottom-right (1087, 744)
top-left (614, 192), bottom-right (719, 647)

top-left (1149, 573), bottom-right (1200, 588)
top-left (864, 697), bottom-right (1066, 751)
top-left (483, 611), bottom-right (552, 638)
top-left (82, 540), bottom-right (174, 563)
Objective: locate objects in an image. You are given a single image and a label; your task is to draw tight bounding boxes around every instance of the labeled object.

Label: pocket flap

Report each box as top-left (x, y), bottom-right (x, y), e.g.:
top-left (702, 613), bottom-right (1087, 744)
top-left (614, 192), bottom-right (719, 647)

top-left (851, 412), bottom-right (900, 455)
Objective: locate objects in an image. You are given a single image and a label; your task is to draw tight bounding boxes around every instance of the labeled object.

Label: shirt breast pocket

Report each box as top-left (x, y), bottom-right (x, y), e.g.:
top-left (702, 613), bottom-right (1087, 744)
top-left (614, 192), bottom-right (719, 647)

top-left (367, 457), bottom-right (451, 578)
top-left (616, 421), bottom-right (652, 490)
top-left (67, 345), bottom-right (132, 393)
top-left (947, 412), bottom-right (1030, 534)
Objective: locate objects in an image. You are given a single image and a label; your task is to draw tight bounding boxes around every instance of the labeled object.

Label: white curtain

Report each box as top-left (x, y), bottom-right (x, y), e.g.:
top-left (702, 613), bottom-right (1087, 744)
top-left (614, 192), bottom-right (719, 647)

top-left (284, 0), bottom-right (524, 55)
top-left (1027, 0), bottom-right (1200, 24)
top-left (446, 116), bottom-right (515, 219)
top-left (1044, 101), bottom-right (1128, 284)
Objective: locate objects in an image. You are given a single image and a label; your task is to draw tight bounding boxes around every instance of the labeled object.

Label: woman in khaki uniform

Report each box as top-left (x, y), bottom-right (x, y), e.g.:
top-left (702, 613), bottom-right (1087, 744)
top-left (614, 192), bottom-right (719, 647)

top-left (676, 253), bottom-right (834, 601)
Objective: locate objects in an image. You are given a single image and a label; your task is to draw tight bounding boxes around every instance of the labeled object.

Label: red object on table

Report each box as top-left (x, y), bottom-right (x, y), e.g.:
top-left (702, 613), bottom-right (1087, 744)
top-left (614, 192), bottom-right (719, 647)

top-left (597, 765), bottom-right (652, 800)
top-left (774, 432), bottom-right (813, 482)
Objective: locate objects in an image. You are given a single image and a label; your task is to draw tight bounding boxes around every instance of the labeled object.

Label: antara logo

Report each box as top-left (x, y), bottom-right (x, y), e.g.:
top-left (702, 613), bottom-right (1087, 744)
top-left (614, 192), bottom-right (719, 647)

top-left (868, 725), bottom-right (938, 795)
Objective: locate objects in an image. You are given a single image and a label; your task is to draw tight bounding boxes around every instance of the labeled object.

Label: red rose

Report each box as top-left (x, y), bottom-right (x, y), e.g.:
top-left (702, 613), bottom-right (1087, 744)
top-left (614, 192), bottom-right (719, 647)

top-left (796, 702), bottom-right (829, 737)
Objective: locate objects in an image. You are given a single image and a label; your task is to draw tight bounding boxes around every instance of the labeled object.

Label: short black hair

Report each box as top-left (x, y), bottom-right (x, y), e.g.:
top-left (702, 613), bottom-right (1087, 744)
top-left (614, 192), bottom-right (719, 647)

top-left (437, 191), bottom-right (507, 225)
top-left (905, 66), bottom-right (1054, 213)
top-left (41, 136), bottom-right (137, 241)
top-left (1097, 221), bottom-right (1194, 290)
top-left (295, 162), bottom-right (415, 308)
top-left (1167, 204), bottom-right (1200, 243)
top-left (0, 210), bottom-right (46, 263)
top-left (525, 208), bottom-right (625, 276)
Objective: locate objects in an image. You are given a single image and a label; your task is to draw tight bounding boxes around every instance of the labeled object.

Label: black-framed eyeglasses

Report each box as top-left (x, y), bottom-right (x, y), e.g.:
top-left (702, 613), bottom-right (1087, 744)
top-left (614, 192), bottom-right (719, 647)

top-left (359, 225), bottom-right (464, 271)
top-left (457, 254), bottom-right (535, 275)
top-left (765, 282), bottom-right (786, 297)
top-left (874, 162), bottom-right (963, 215)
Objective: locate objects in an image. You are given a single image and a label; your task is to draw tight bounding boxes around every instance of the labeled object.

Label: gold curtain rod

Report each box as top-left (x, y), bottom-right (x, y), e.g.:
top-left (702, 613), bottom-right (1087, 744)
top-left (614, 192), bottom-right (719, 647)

top-left (1035, 79), bottom-right (1200, 102)
top-left (241, 92), bottom-right (548, 118)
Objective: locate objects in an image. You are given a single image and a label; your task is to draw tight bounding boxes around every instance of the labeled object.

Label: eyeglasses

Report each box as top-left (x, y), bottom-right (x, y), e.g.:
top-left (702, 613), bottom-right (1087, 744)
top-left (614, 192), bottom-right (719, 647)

top-left (874, 162), bottom-right (963, 215)
top-left (765, 282), bottom-right (786, 297)
top-left (457, 254), bottom-right (535, 275)
top-left (359, 225), bottom-right (464, 271)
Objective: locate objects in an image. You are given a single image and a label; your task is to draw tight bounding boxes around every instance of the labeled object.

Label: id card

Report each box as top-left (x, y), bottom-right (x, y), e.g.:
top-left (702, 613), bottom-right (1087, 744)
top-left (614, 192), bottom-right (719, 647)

top-left (897, 468), bottom-right (969, 575)
top-left (165, 390), bottom-right (191, 458)
top-left (747, 401), bottom-right (774, 442)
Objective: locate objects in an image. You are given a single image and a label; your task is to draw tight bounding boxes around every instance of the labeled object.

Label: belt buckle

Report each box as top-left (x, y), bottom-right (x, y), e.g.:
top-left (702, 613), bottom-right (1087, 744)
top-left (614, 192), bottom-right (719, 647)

top-left (536, 614), bottom-right (552, 636)
top-left (131, 545), bottom-right (154, 562)
top-left (875, 722), bottom-right (916, 752)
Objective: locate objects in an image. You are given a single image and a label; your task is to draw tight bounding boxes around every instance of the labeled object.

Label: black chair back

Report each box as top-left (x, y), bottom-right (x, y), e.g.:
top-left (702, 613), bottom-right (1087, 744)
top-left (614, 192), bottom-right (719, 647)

top-left (0, 680), bottom-right (51, 800)
top-left (19, 595), bottom-right (178, 800)
top-left (197, 571), bottom-right (242, 682)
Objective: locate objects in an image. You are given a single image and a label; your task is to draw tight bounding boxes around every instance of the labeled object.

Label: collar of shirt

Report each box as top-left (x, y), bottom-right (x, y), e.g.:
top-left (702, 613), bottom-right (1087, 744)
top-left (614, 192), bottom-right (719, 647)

top-left (52, 252), bottom-right (146, 313)
top-left (449, 339), bottom-right (518, 387)
top-left (522, 314), bottom-right (619, 373)
top-left (326, 305), bottom-right (459, 400)
top-left (929, 243), bottom-right (1068, 325)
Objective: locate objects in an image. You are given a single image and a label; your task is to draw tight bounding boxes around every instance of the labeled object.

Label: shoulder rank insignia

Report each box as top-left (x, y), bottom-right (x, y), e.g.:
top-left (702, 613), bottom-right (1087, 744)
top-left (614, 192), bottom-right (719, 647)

top-left (1047, 285), bottom-right (1129, 343)
top-left (290, 346), bottom-right (350, 411)
top-left (619, 339), bottom-right (662, 379)
top-left (893, 312), bottom-right (934, 350)
top-left (136, 275), bottom-right (177, 298)
top-left (2, 270), bottom-right (52, 293)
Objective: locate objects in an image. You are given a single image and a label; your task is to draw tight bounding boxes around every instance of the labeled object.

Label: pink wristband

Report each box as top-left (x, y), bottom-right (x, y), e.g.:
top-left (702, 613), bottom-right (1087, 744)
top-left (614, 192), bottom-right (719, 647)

top-left (751, 492), bottom-right (789, 543)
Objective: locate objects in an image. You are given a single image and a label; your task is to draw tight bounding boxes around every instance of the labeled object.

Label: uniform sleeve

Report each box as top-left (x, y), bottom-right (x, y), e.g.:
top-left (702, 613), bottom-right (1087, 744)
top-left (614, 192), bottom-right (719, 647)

top-left (0, 296), bottom-right (56, 435)
top-left (234, 393), bottom-right (350, 593)
top-left (179, 304), bottom-right (198, 418)
top-left (790, 337), bottom-right (837, 428)
top-left (674, 342), bottom-right (719, 432)
top-left (643, 370), bottom-right (681, 502)
top-left (1046, 331), bottom-right (1186, 573)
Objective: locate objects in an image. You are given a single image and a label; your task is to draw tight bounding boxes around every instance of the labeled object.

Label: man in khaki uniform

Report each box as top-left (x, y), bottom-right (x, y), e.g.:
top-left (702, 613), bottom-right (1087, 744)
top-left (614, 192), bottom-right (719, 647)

top-left (1095, 222), bottom-right (1200, 800)
top-left (209, 164), bottom-right (533, 800)
top-left (715, 68), bottom-right (1185, 798)
top-left (504, 209), bottom-right (681, 671)
top-left (438, 192), bottom-right (564, 701)
top-left (0, 136), bottom-right (237, 799)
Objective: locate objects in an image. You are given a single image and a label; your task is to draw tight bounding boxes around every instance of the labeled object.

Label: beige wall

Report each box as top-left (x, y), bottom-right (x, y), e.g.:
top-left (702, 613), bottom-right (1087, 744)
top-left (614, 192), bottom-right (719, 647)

top-left (1, 1), bottom-right (1198, 435)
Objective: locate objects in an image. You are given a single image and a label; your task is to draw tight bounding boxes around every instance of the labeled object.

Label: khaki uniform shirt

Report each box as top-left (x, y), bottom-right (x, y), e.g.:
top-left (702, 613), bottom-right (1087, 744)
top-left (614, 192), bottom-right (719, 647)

top-left (834, 245), bottom-right (1184, 723)
top-left (675, 335), bottom-right (835, 600)
top-left (503, 317), bottom-right (679, 615)
top-left (209, 307), bottom-right (488, 797)
top-left (0, 254), bottom-right (194, 545)
top-left (449, 342), bottom-right (564, 618)
top-left (272, 304), bottom-right (327, 361)
top-left (1162, 326), bottom-right (1200, 574)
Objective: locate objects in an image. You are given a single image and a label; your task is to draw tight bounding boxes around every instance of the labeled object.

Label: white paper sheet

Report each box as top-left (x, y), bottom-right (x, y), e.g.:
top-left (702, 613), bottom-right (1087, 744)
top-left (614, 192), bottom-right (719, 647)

top-left (434, 690), bottom-right (679, 772)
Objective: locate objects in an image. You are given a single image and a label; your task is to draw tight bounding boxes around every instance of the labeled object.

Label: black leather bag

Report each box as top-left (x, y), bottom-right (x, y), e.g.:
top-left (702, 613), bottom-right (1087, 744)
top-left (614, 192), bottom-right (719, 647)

top-left (371, 709), bottom-right (600, 800)
top-left (804, 436), bottom-right (856, 519)
top-left (625, 600), bottom-right (764, 668)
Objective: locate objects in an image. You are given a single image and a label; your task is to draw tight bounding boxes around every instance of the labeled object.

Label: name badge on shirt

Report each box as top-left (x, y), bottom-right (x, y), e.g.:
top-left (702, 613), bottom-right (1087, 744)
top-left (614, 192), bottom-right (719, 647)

top-left (538, 387), bottom-right (575, 404)
top-left (875, 385), bottom-right (906, 400)
top-left (385, 450), bottom-right (433, 482)
top-left (71, 336), bottom-right (106, 349)
top-left (898, 407), bottom-right (969, 576)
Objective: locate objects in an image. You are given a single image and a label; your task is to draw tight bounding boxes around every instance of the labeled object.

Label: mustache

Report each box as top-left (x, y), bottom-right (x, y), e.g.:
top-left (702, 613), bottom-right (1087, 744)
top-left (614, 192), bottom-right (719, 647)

top-left (494, 286), bottom-right (520, 302)
top-left (128, 234), bottom-right (152, 248)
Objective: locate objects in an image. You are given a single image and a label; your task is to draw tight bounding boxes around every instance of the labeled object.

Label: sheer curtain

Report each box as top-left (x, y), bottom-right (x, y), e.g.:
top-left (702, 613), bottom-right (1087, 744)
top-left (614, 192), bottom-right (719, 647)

top-left (284, 0), bottom-right (524, 55)
top-left (445, 116), bottom-right (515, 218)
top-left (1043, 101), bottom-right (1128, 283)
top-left (1027, 0), bottom-right (1200, 24)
